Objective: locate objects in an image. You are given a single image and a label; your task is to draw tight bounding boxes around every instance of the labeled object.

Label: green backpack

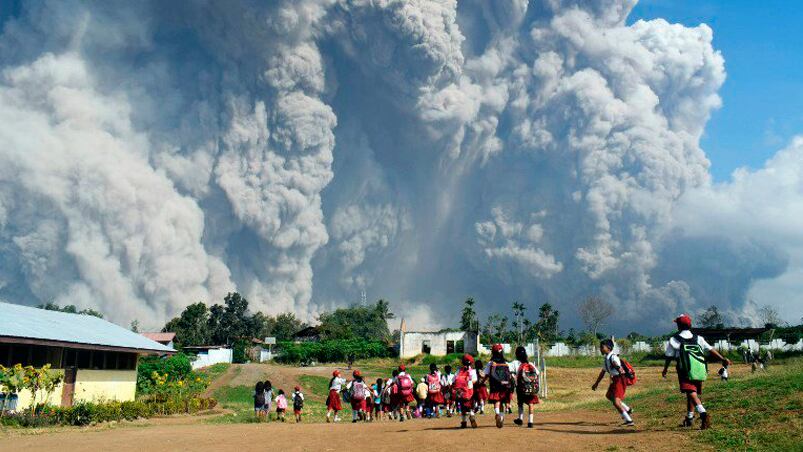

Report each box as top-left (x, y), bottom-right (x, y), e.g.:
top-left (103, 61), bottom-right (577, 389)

top-left (675, 334), bottom-right (708, 381)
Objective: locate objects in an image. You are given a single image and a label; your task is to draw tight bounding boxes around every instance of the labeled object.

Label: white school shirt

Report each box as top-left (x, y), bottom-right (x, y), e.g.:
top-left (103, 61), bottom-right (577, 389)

top-left (330, 376), bottom-right (346, 391)
top-left (292, 392), bottom-right (304, 402)
top-left (602, 352), bottom-right (622, 376)
top-left (441, 372), bottom-right (455, 386)
top-left (664, 330), bottom-right (713, 358)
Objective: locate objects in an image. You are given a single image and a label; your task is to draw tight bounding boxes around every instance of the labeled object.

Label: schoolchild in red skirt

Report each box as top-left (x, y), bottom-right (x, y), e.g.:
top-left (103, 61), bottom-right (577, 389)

top-left (347, 370), bottom-right (369, 422)
top-left (393, 365), bottom-right (415, 422)
top-left (592, 339), bottom-right (634, 426)
top-left (454, 354), bottom-right (478, 429)
top-left (662, 314), bottom-right (731, 429)
top-left (484, 344), bottom-right (514, 428)
top-left (511, 346), bottom-right (540, 428)
top-left (472, 359), bottom-right (488, 414)
top-left (425, 363), bottom-right (444, 418)
top-left (325, 370), bottom-right (346, 423)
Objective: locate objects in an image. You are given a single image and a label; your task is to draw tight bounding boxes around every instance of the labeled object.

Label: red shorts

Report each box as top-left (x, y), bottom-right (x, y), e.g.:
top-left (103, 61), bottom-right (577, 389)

top-left (398, 392), bottom-right (415, 404)
top-left (326, 389), bottom-right (342, 411)
top-left (606, 375), bottom-right (628, 400)
top-left (488, 390), bottom-right (511, 403)
top-left (678, 374), bottom-right (703, 394)
top-left (458, 397), bottom-right (474, 414)
top-left (293, 409), bottom-right (302, 415)
top-left (382, 403), bottom-right (392, 412)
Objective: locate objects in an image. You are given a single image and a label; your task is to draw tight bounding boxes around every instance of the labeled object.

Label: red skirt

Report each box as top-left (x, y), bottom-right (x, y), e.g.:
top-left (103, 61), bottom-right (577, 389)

top-left (516, 391), bottom-right (540, 405)
top-left (606, 375), bottom-right (628, 400)
top-left (488, 390), bottom-right (511, 403)
top-left (396, 392), bottom-right (415, 404)
top-left (326, 389), bottom-right (342, 411)
top-left (458, 397), bottom-right (474, 414)
top-left (678, 374), bottom-right (703, 394)
top-left (474, 384), bottom-right (488, 401)
top-left (351, 398), bottom-right (367, 411)
top-left (428, 391), bottom-right (445, 404)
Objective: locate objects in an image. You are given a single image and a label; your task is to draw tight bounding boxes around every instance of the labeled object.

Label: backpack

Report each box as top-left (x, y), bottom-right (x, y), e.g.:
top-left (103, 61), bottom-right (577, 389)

top-left (255, 391), bottom-right (266, 406)
top-left (453, 369), bottom-right (473, 401)
top-left (351, 381), bottom-right (366, 401)
top-left (675, 334), bottom-right (708, 382)
top-left (517, 363), bottom-right (539, 397)
top-left (399, 375), bottom-right (414, 396)
top-left (293, 393), bottom-right (304, 410)
top-left (381, 385), bottom-right (392, 404)
top-left (427, 373), bottom-right (442, 394)
top-left (619, 357), bottom-right (637, 386)
top-left (489, 361), bottom-right (512, 392)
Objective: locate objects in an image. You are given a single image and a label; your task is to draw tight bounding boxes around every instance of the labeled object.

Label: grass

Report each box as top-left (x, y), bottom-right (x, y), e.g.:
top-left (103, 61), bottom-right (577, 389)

top-left (196, 363), bottom-right (230, 383)
top-left (611, 358), bottom-right (803, 451)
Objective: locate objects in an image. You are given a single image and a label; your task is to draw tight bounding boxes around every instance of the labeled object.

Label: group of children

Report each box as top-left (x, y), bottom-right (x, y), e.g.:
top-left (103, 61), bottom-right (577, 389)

top-left (258, 312), bottom-right (731, 431)
top-left (253, 380), bottom-right (305, 423)
top-left (325, 344), bottom-right (542, 429)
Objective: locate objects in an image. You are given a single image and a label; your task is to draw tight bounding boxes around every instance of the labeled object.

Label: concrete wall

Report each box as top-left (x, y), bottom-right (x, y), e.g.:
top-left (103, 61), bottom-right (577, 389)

top-left (400, 331), bottom-right (479, 358)
top-left (74, 369), bottom-right (137, 403)
top-left (11, 369), bottom-right (66, 410)
top-left (191, 348), bottom-right (233, 369)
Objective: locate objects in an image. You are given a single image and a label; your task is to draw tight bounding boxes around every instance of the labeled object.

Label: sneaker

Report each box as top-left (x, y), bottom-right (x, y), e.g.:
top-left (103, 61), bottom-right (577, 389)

top-left (460, 421), bottom-right (467, 429)
top-left (495, 414), bottom-right (504, 429)
top-left (326, 417), bottom-right (331, 423)
top-left (527, 422), bottom-right (534, 429)
top-left (352, 420), bottom-right (357, 423)
top-left (514, 418), bottom-right (523, 426)
top-left (700, 412), bottom-right (711, 430)
top-left (470, 417), bottom-right (478, 428)
top-left (622, 421), bottom-right (635, 427)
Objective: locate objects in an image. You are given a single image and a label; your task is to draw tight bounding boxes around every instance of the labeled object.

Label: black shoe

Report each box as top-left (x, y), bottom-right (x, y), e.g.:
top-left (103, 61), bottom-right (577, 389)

top-left (470, 417), bottom-right (478, 428)
top-left (514, 418), bottom-right (523, 426)
top-left (622, 421), bottom-right (635, 427)
top-left (700, 412), bottom-right (711, 430)
top-left (495, 414), bottom-right (504, 428)
top-left (460, 421), bottom-right (467, 429)
top-left (352, 420), bottom-right (357, 423)
top-left (527, 422), bottom-right (534, 428)
top-left (681, 417), bottom-right (693, 427)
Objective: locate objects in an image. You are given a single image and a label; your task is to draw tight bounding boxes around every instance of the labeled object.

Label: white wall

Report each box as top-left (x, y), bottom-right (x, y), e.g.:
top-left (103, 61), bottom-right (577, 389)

top-left (191, 348), bottom-right (233, 369)
top-left (400, 331), bottom-right (478, 358)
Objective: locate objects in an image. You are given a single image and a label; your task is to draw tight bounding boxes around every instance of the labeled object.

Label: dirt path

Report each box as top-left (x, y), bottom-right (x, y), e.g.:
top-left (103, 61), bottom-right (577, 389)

top-left (2, 409), bottom-right (693, 452)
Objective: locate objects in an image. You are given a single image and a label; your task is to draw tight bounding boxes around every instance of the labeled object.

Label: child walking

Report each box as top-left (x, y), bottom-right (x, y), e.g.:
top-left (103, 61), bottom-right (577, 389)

top-left (485, 344), bottom-right (514, 428)
top-left (372, 378), bottom-right (383, 421)
top-left (326, 370), bottom-right (346, 423)
top-left (473, 359), bottom-right (488, 415)
top-left (426, 363), bottom-right (444, 418)
top-left (263, 380), bottom-right (273, 420)
top-left (592, 339), bottom-right (634, 426)
top-left (512, 346), bottom-right (539, 428)
top-left (291, 386), bottom-right (304, 423)
top-left (455, 354), bottom-right (478, 429)
top-left (275, 389), bottom-right (288, 422)
top-left (253, 381), bottom-right (266, 419)
top-left (662, 314), bottom-right (731, 429)
top-left (440, 365), bottom-right (455, 417)
top-left (415, 377), bottom-right (429, 417)
top-left (394, 365), bottom-right (415, 422)
top-left (347, 370), bottom-right (369, 422)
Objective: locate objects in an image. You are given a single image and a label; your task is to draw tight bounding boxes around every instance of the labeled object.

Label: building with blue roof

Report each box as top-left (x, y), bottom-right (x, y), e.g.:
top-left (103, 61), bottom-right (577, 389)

top-left (0, 302), bottom-right (174, 409)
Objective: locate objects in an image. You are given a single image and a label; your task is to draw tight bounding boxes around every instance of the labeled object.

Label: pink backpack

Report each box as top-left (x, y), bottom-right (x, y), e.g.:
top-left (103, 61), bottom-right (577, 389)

top-left (399, 374), bottom-right (414, 396)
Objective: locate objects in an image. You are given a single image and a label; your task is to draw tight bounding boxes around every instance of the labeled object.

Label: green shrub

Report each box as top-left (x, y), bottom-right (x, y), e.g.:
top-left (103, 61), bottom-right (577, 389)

top-left (276, 339), bottom-right (391, 363)
top-left (137, 353), bottom-right (193, 394)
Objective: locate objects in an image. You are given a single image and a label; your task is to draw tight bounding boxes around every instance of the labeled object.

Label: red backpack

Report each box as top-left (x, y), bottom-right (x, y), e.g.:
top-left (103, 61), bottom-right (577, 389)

top-left (398, 374), bottom-right (414, 396)
top-left (453, 368), bottom-right (473, 401)
top-left (426, 373), bottom-right (442, 394)
top-left (610, 355), bottom-right (637, 386)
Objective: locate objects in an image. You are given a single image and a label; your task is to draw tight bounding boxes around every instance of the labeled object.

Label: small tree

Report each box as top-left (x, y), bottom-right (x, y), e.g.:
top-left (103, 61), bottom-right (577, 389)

top-left (460, 298), bottom-right (479, 332)
top-left (512, 302), bottom-right (527, 344)
top-left (533, 303), bottom-right (560, 344)
top-left (578, 296), bottom-right (613, 337)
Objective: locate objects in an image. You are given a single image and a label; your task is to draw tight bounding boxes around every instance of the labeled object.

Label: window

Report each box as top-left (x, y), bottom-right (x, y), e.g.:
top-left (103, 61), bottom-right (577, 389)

top-left (0, 344), bottom-right (10, 367)
top-left (76, 350), bottom-right (91, 369)
top-left (11, 344), bottom-right (30, 366)
top-left (421, 340), bottom-right (431, 354)
top-left (30, 345), bottom-right (48, 367)
top-left (62, 349), bottom-right (77, 368)
top-left (446, 340), bottom-right (455, 354)
top-left (456, 340), bottom-right (464, 354)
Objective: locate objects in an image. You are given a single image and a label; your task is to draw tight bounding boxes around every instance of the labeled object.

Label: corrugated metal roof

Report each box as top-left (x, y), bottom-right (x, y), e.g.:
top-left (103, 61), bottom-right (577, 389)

top-left (141, 332), bottom-right (176, 342)
top-left (0, 302), bottom-right (174, 353)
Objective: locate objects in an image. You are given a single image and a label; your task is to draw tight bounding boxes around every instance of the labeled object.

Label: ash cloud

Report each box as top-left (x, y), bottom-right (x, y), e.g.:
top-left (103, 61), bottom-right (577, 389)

top-left (0, 0), bottom-right (797, 331)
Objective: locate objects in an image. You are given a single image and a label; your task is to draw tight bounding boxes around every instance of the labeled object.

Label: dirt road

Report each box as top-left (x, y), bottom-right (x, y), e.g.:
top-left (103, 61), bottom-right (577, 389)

top-left (4, 409), bottom-right (691, 452)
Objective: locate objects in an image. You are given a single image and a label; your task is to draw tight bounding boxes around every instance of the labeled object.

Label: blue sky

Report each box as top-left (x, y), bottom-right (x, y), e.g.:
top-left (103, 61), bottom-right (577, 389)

top-left (630, 0), bottom-right (803, 181)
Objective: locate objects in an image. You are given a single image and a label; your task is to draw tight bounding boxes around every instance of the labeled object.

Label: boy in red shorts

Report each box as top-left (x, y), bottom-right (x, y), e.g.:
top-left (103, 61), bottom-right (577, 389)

top-left (662, 314), bottom-right (731, 429)
top-left (592, 339), bottom-right (634, 426)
